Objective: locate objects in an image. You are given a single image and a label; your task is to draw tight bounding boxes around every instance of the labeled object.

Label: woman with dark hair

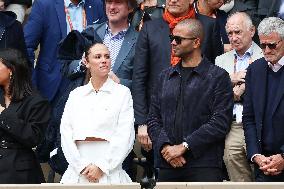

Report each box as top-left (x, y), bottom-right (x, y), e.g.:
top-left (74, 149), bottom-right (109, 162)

top-left (0, 48), bottom-right (50, 184)
top-left (60, 43), bottom-right (135, 184)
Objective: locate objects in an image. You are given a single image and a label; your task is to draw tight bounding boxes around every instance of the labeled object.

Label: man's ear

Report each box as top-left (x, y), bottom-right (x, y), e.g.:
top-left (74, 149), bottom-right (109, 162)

top-left (250, 26), bottom-right (256, 38)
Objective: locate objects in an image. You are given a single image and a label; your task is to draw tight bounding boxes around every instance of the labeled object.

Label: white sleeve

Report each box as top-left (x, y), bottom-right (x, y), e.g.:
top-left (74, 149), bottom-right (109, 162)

top-left (95, 89), bottom-right (135, 175)
top-left (60, 93), bottom-right (91, 174)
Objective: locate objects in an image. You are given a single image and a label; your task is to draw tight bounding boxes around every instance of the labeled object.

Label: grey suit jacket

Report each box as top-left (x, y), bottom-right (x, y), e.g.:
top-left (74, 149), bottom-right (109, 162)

top-left (215, 42), bottom-right (263, 74)
top-left (91, 22), bottom-right (139, 90)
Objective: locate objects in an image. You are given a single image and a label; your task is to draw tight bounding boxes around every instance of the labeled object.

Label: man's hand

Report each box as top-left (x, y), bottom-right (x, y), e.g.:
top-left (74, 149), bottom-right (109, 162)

top-left (224, 44), bottom-right (233, 52)
top-left (137, 125), bottom-right (152, 151)
top-left (230, 70), bottom-right (246, 85)
top-left (169, 156), bottom-right (186, 168)
top-left (81, 164), bottom-right (104, 183)
top-left (254, 154), bottom-right (270, 167)
top-left (233, 83), bottom-right (245, 101)
top-left (161, 144), bottom-right (187, 162)
top-left (108, 71), bottom-right (120, 84)
top-left (260, 154), bottom-right (284, 176)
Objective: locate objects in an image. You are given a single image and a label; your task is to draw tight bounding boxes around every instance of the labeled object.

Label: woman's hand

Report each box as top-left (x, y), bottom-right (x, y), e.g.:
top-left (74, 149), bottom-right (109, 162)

top-left (0, 105), bottom-right (5, 114)
top-left (81, 164), bottom-right (104, 183)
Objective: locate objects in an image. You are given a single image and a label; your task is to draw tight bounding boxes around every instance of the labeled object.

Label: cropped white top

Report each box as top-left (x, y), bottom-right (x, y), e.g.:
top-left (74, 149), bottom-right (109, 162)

top-left (60, 78), bottom-right (135, 176)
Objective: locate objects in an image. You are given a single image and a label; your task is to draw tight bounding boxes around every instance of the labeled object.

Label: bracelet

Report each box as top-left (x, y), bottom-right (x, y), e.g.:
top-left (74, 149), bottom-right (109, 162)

top-left (138, 124), bottom-right (147, 128)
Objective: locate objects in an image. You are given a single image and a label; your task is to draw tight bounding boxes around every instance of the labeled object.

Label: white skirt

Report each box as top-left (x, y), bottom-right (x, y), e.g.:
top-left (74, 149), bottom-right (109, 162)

top-left (61, 141), bottom-right (132, 184)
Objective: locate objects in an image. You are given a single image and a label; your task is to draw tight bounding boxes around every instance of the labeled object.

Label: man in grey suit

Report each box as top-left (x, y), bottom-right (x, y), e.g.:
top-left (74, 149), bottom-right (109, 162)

top-left (85, 0), bottom-right (139, 89)
top-left (215, 12), bottom-right (263, 181)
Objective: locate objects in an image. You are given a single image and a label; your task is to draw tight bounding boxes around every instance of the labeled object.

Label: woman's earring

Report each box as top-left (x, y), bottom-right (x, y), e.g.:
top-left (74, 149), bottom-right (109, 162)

top-left (9, 73), bottom-right (12, 80)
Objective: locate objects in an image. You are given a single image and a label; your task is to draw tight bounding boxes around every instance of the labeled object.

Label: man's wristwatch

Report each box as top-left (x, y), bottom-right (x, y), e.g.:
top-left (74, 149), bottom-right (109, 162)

top-left (182, 142), bottom-right (189, 150)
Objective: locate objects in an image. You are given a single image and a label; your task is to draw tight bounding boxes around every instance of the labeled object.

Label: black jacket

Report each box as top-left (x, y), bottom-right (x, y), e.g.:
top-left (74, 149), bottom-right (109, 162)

top-left (0, 11), bottom-right (28, 62)
top-left (0, 90), bottom-right (50, 183)
top-left (147, 58), bottom-right (233, 168)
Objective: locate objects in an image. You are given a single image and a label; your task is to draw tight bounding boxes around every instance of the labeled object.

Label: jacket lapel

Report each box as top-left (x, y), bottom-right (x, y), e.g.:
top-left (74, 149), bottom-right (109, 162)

top-left (95, 23), bottom-right (106, 41)
top-left (112, 27), bottom-right (137, 73)
top-left (255, 60), bottom-right (267, 123)
top-left (55, 0), bottom-right (67, 38)
top-left (271, 68), bottom-right (284, 115)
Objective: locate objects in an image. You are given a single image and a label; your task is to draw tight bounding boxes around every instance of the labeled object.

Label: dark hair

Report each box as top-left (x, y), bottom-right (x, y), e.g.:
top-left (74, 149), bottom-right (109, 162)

top-left (0, 48), bottom-right (32, 101)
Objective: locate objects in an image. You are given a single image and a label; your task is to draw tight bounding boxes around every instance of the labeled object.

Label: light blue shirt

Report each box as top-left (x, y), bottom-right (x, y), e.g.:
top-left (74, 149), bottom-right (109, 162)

top-left (232, 44), bottom-right (253, 122)
top-left (64, 0), bottom-right (86, 34)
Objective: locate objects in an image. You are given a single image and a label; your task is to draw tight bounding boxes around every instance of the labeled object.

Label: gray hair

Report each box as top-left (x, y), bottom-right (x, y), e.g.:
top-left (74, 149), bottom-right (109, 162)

top-left (258, 17), bottom-right (284, 39)
top-left (226, 12), bottom-right (254, 31)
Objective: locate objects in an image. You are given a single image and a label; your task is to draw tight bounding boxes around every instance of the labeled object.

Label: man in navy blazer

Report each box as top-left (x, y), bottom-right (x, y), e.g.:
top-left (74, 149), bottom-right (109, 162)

top-left (243, 17), bottom-right (284, 181)
top-left (24, 0), bottom-right (106, 101)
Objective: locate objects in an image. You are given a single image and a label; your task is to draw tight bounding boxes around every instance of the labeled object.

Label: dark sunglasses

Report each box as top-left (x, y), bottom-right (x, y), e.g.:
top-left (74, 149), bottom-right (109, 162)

top-left (169, 34), bottom-right (196, 44)
top-left (260, 41), bottom-right (281, 50)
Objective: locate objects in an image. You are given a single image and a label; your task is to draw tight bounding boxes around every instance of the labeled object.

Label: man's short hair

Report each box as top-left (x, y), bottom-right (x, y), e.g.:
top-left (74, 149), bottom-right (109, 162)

top-left (177, 18), bottom-right (204, 43)
top-left (258, 17), bottom-right (284, 39)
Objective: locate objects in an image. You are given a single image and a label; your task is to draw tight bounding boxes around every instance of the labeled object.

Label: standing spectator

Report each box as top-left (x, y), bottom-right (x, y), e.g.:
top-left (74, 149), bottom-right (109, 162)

top-left (243, 17), bottom-right (284, 182)
top-left (4, 0), bottom-right (33, 23)
top-left (216, 12), bottom-right (263, 182)
top-left (147, 18), bottom-right (233, 181)
top-left (60, 43), bottom-right (135, 184)
top-left (0, 0), bottom-right (5, 10)
top-left (0, 11), bottom-right (28, 62)
top-left (24, 0), bottom-right (106, 102)
top-left (193, 0), bottom-right (231, 52)
top-left (133, 0), bottom-right (196, 174)
top-left (130, 0), bottom-right (166, 31)
top-left (0, 48), bottom-right (50, 184)
top-left (50, 0), bottom-right (138, 179)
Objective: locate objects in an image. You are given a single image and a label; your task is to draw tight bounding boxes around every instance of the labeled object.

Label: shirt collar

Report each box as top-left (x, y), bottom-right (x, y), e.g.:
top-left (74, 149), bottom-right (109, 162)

top-left (268, 56), bottom-right (284, 72)
top-left (233, 43), bottom-right (253, 59)
top-left (105, 23), bottom-right (129, 38)
top-left (83, 77), bottom-right (114, 95)
top-left (64, 0), bottom-right (85, 7)
top-left (169, 57), bottom-right (210, 79)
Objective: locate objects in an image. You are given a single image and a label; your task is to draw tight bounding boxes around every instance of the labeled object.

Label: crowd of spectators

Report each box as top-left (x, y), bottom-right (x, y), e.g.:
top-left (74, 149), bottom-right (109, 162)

top-left (0, 0), bottom-right (284, 184)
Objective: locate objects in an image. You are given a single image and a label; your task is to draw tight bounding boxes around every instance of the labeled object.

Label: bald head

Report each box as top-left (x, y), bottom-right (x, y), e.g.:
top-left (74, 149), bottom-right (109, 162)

top-left (176, 18), bottom-right (204, 43)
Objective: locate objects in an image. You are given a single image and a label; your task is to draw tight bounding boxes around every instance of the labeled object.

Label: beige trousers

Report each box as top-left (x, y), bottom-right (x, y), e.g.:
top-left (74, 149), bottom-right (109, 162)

top-left (224, 122), bottom-right (254, 182)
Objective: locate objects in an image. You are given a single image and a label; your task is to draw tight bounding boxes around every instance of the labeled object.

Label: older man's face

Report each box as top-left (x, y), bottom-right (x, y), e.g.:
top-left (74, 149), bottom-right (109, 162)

top-left (166, 0), bottom-right (193, 17)
top-left (259, 32), bottom-right (284, 64)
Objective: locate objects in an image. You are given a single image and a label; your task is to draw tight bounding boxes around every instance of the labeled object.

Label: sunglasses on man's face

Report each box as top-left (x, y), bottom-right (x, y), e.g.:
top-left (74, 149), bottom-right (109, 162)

top-left (260, 40), bottom-right (281, 50)
top-left (169, 35), bottom-right (196, 45)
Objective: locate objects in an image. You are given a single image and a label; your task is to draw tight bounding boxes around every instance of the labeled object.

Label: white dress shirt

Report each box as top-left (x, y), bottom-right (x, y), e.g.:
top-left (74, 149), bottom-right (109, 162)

top-left (60, 78), bottom-right (135, 179)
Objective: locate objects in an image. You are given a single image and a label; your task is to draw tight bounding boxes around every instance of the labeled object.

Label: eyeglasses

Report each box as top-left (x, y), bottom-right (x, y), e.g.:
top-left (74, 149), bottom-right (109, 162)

top-left (169, 35), bottom-right (196, 45)
top-left (260, 40), bottom-right (281, 50)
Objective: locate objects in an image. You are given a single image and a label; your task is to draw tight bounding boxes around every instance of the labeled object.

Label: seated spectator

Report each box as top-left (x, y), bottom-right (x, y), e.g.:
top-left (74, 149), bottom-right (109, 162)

top-left (0, 48), bottom-right (50, 184)
top-left (60, 43), bottom-right (135, 184)
top-left (131, 0), bottom-right (166, 31)
top-left (0, 11), bottom-right (28, 63)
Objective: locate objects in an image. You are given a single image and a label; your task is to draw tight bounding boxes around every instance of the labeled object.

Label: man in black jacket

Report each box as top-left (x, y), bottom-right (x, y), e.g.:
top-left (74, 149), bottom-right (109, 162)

top-left (147, 18), bottom-right (233, 181)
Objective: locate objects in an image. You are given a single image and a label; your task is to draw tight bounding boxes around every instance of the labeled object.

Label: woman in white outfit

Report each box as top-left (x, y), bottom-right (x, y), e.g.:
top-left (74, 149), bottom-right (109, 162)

top-left (60, 43), bottom-right (135, 184)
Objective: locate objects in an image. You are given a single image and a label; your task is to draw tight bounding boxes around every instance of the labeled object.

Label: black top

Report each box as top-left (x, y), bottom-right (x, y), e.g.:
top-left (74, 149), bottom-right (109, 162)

top-left (174, 65), bottom-right (194, 144)
top-left (263, 66), bottom-right (284, 153)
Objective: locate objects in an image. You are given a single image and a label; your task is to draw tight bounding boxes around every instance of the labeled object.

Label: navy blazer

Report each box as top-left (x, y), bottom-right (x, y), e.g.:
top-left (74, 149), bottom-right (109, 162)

top-left (243, 57), bottom-right (284, 160)
top-left (24, 0), bottom-right (106, 101)
top-left (147, 59), bottom-right (233, 169)
top-left (90, 22), bottom-right (139, 89)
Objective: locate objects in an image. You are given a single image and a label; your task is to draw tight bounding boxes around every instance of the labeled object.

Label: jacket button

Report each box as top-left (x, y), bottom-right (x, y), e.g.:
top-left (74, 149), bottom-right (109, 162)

top-left (6, 125), bottom-right (10, 130)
